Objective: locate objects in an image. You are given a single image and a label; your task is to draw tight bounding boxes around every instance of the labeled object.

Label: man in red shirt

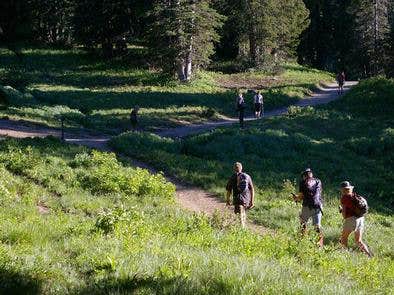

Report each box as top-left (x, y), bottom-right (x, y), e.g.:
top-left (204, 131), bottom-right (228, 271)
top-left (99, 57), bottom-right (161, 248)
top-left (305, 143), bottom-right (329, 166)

top-left (339, 181), bottom-right (372, 257)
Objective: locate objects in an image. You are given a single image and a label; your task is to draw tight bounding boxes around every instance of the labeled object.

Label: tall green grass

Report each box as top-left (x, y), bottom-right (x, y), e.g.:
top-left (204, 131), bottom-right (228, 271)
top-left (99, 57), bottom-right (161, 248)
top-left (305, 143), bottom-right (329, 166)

top-left (0, 137), bottom-right (392, 294)
top-left (110, 78), bottom-right (394, 262)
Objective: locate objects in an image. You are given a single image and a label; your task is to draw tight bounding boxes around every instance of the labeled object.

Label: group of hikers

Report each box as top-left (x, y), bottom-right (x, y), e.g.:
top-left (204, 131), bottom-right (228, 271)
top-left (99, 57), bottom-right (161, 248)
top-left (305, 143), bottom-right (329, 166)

top-left (226, 162), bottom-right (372, 257)
top-left (236, 90), bottom-right (264, 128)
top-left (234, 71), bottom-right (346, 128)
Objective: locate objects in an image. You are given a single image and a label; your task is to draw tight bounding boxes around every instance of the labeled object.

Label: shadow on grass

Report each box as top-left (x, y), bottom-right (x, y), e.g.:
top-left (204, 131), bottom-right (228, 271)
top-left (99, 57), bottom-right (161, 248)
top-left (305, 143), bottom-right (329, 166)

top-left (77, 275), bottom-right (236, 295)
top-left (0, 268), bottom-right (42, 295)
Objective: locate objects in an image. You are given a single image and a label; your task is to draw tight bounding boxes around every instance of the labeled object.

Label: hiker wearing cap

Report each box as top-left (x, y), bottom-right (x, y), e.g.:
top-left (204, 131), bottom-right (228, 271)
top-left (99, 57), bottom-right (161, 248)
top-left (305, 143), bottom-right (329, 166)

top-left (293, 168), bottom-right (324, 247)
top-left (339, 181), bottom-right (372, 257)
top-left (226, 162), bottom-right (255, 228)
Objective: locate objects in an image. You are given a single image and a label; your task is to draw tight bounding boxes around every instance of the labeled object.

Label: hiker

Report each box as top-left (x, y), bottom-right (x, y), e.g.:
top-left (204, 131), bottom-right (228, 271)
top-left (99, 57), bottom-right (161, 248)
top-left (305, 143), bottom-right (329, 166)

top-left (253, 91), bottom-right (264, 118)
top-left (236, 92), bottom-right (246, 128)
top-left (130, 106), bottom-right (139, 130)
top-left (226, 162), bottom-right (255, 228)
top-left (339, 181), bottom-right (372, 257)
top-left (336, 71), bottom-right (346, 94)
top-left (293, 168), bottom-right (324, 247)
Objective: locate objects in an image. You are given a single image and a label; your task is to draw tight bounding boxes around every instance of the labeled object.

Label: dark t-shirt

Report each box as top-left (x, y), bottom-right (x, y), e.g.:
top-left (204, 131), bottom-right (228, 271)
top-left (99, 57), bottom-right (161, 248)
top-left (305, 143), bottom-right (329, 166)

top-left (299, 177), bottom-right (323, 208)
top-left (226, 172), bottom-right (252, 206)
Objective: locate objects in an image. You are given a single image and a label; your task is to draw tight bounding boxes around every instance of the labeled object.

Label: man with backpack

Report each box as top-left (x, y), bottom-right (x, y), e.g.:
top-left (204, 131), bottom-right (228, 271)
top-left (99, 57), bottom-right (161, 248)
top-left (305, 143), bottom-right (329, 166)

top-left (339, 181), bottom-right (372, 257)
top-left (293, 168), bottom-right (324, 247)
top-left (226, 162), bottom-right (255, 228)
top-left (236, 92), bottom-right (246, 128)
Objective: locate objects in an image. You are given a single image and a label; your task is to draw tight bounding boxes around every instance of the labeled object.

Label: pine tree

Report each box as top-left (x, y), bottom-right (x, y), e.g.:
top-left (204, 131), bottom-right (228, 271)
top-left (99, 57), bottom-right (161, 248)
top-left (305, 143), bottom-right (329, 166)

top-left (350, 0), bottom-right (391, 76)
top-left (30, 0), bottom-right (74, 45)
top-left (236, 0), bottom-right (309, 67)
top-left (148, 0), bottom-right (224, 80)
top-left (73, 0), bottom-right (136, 57)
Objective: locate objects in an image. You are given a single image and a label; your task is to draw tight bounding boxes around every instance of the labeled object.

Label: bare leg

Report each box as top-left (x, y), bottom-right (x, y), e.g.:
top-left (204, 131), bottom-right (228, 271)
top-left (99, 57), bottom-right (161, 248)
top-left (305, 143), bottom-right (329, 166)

top-left (355, 230), bottom-right (372, 257)
top-left (240, 205), bottom-right (246, 228)
top-left (315, 226), bottom-right (324, 247)
top-left (300, 217), bottom-right (307, 236)
top-left (340, 229), bottom-right (352, 248)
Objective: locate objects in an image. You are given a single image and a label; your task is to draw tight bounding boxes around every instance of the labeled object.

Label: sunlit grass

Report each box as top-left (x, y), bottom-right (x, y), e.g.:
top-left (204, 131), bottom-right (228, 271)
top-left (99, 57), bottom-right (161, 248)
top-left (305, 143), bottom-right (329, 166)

top-left (0, 48), bottom-right (333, 132)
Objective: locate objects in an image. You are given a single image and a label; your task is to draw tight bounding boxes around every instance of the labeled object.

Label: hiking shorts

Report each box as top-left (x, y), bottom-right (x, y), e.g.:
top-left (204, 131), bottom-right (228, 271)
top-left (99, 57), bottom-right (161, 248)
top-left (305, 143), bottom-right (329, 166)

top-left (254, 103), bottom-right (262, 112)
top-left (300, 206), bottom-right (322, 228)
top-left (343, 216), bottom-right (365, 233)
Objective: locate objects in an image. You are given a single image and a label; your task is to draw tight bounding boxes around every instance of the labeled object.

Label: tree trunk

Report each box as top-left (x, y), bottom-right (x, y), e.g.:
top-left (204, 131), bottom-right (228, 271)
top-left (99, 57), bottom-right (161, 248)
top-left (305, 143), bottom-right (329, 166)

top-left (177, 61), bottom-right (186, 81)
top-left (184, 43), bottom-right (193, 80)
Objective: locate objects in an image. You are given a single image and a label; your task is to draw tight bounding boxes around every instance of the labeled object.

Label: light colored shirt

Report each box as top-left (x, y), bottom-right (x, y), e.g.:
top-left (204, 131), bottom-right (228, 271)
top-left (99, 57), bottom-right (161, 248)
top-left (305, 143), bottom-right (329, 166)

top-left (254, 94), bottom-right (263, 104)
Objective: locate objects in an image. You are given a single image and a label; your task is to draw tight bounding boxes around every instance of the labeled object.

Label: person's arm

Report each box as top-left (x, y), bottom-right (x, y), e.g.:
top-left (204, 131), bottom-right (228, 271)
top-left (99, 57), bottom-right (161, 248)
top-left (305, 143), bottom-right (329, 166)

top-left (249, 180), bottom-right (255, 208)
top-left (226, 190), bottom-right (231, 206)
top-left (226, 177), bottom-right (233, 206)
top-left (340, 197), bottom-right (346, 218)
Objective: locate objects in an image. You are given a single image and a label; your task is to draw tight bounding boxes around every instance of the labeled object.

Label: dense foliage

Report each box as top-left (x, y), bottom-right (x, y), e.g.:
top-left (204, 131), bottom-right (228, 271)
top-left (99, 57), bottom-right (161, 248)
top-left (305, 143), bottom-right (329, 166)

top-left (1, 0), bottom-right (392, 78)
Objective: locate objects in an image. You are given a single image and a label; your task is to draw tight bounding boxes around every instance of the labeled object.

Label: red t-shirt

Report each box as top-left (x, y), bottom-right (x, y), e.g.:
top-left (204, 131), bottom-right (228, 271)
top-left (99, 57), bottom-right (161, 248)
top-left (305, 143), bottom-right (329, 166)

top-left (341, 194), bottom-right (356, 218)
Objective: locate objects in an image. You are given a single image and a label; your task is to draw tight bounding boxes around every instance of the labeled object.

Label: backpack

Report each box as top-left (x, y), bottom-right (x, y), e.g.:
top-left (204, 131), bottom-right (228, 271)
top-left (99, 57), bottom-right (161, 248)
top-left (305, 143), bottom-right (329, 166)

top-left (352, 193), bottom-right (368, 217)
top-left (237, 173), bottom-right (248, 194)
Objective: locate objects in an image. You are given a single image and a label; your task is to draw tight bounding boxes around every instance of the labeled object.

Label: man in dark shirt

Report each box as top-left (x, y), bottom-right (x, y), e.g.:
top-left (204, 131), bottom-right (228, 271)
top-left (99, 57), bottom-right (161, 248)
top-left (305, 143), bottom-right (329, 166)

top-left (226, 162), bottom-right (255, 228)
top-left (293, 168), bottom-right (324, 247)
top-left (339, 181), bottom-right (372, 257)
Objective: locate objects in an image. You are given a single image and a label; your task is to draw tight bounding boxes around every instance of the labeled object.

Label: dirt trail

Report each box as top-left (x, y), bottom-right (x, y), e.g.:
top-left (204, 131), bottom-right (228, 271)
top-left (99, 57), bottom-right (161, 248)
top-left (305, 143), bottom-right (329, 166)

top-left (0, 81), bottom-right (356, 233)
top-left (156, 81), bottom-right (358, 138)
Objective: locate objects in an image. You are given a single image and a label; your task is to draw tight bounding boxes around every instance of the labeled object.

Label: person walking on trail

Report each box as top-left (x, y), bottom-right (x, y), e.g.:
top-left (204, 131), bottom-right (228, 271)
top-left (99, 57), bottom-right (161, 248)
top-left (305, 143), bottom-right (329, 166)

top-left (336, 71), bottom-right (346, 94)
top-left (339, 181), bottom-right (372, 257)
top-left (253, 91), bottom-right (264, 118)
top-left (293, 168), bottom-right (324, 247)
top-left (130, 106), bottom-right (139, 130)
top-left (236, 92), bottom-right (246, 128)
top-left (226, 162), bottom-right (255, 228)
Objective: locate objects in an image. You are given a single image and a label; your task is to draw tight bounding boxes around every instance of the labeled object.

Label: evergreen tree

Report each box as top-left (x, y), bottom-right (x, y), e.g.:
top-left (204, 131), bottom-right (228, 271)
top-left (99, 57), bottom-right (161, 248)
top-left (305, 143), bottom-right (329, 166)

top-left (148, 0), bottom-right (224, 80)
top-left (216, 0), bottom-right (309, 68)
top-left (298, 0), bottom-right (354, 72)
top-left (73, 0), bottom-right (137, 57)
top-left (350, 0), bottom-right (391, 76)
top-left (0, 0), bottom-right (33, 57)
top-left (30, 0), bottom-right (74, 46)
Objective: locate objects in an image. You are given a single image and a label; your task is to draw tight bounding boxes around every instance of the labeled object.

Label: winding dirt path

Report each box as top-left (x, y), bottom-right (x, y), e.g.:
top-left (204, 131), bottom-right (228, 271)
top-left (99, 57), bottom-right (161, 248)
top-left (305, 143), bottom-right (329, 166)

top-left (0, 81), bottom-right (357, 234)
top-left (156, 81), bottom-right (358, 138)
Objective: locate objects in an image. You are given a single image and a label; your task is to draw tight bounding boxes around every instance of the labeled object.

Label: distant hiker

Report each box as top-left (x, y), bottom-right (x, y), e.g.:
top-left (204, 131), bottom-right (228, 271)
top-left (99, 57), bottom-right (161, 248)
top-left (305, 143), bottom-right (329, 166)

top-left (226, 162), bottom-right (255, 228)
top-left (236, 92), bottom-right (246, 128)
top-left (339, 181), bottom-right (372, 257)
top-left (336, 71), bottom-right (346, 94)
top-left (292, 168), bottom-right (324, 247)
top-left (253, 91), bottom-right (264, 118)
top-left (130, 106), bottom-right (139, 130)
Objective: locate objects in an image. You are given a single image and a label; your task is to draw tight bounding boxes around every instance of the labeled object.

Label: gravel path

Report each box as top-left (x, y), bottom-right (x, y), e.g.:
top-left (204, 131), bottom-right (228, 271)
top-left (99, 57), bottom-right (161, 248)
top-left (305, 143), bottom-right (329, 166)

top-left (0, 81), bottom-right (357, 233)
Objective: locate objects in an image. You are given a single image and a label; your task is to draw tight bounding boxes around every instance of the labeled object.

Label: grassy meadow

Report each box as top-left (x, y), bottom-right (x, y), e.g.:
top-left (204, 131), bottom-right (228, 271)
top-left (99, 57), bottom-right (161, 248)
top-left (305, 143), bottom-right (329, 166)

top-left (110, 77), bottom-right (394, 271)
top-left (0, 136), bottom-right (392, 294)
top-left (0, 48), bottom-right (393, 294)
top-left (0, 48), bottom-right (333, 133)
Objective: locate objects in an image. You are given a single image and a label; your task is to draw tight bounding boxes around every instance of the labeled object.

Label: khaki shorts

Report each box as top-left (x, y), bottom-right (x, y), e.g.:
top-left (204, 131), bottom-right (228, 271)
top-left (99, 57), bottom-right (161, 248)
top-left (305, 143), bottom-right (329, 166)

top-left (343, 216), bottom-right (365, 233)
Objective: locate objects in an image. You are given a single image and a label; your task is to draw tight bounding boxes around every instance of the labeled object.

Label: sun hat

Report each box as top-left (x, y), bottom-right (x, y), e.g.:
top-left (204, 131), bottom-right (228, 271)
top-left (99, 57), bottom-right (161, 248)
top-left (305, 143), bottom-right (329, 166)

top-left (340, 181), bottom-right (354, 189)
top-left (302, 168), bottom-right (312, 175)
